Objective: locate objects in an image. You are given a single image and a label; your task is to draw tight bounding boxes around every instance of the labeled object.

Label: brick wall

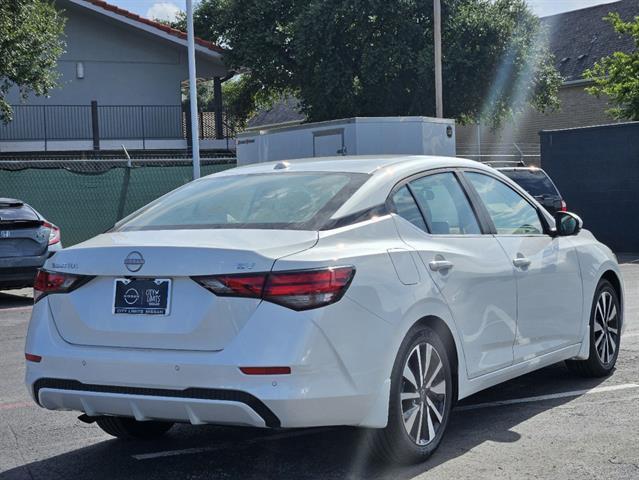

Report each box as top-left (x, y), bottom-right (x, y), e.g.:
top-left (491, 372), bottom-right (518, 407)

top-left (456, 83), bottom-right (621, 164)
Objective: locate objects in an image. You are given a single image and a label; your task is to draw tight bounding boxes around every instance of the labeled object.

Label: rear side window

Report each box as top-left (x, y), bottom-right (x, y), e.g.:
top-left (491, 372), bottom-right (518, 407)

top-left (499, 170), bottom-right (559, 197)
top-left (466, 172), bottom-right (543, 235)
top-left (390, 186), bottom-right (427, 232)
top-left (117, 172), bottom-right (369, 231)
top-left (409, 173), bottom-right (481, 235)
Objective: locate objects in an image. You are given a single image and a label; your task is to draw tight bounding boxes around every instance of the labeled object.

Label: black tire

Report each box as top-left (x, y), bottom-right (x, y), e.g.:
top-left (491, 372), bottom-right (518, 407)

top-left (566, 279), bottom-right (621, 378)
top-left (367, 324), bottom-right (453, 464)
top-left (96, 416), bottom-right (173, 440)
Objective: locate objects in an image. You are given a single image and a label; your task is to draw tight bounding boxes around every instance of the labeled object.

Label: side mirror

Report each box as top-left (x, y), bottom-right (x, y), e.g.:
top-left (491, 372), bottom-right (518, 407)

top-left (554, 211), bottom-right (583, 236)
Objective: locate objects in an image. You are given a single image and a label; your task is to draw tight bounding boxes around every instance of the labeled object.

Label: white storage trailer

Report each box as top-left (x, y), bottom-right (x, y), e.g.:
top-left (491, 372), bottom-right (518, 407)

top-left (236, 116), bottom-right (456, 165)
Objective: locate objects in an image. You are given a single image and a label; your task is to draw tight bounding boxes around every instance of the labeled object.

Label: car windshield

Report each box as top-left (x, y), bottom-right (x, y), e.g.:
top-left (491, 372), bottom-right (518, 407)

top-left (116, 172), bottom-right (369, 231)
top-left (500, 170), bottom-right (559, 197)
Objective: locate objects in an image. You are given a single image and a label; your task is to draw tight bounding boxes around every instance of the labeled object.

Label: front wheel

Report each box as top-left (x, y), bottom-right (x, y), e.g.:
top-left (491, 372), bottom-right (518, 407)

top-left (566, 279), bottom-right (621, 377)
top-left (96, 416), bottom-right (173, 440)
top-left (368, 325), bottom-right (453, 464)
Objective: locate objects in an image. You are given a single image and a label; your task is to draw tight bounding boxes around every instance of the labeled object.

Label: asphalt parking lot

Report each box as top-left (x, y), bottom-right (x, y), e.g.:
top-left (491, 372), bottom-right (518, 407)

top-left (1, 258), bottom-right (638, 480)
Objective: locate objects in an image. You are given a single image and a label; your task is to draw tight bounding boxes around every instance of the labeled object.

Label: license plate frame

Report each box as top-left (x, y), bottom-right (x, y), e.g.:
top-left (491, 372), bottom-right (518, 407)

top-left (113, 278), bottom-right (171, 315)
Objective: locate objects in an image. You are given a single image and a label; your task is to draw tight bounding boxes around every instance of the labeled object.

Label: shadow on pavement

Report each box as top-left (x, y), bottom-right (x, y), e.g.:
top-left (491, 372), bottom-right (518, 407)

top-left (617, 254), bottom-right (639, 264)
top-left (0, 291), bottom-right (32, 310)
top-left (0, 363), bottom-right (608, 480)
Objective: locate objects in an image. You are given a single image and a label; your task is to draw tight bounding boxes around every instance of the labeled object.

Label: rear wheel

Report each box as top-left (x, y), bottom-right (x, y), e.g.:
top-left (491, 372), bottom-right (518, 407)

top-left (368, 325), bottom-right (453, 464)
top-left (566, 279), bottom-right (621, 377)
top-left (96, 416), bottom-right (173, 440)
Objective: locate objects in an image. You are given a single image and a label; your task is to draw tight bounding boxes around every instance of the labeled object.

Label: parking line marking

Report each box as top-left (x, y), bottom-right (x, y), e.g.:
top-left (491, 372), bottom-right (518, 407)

top-left (0, 306), bottom-right (32, 313)
top-left (0, 401), bottom-right (34, 411)
top-left (456, 383), bottom-right (639, 412)
top-left (132, 427), bottom-right (333, 460)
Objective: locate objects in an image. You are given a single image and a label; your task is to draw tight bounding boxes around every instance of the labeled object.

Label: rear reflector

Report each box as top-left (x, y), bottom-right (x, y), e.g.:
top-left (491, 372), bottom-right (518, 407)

top-left (561, 200), bottom-right (567, 212)
top-left (193, 266), bottom-right (355, 311)
top-left (240, 367), bottom-right (291, 375)
top-left (25, 353), bottom-right (42, 363)
top-left (33, 270), bottom-right (93, 303)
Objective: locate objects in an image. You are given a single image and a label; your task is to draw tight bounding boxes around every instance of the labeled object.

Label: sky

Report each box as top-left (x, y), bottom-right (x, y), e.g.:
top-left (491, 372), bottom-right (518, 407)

top-left (112, 0), bottom-right (622, 22)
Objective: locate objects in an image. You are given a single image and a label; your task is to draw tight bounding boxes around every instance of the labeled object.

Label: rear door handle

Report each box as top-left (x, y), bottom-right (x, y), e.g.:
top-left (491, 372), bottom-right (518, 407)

top-left (429, 260), bottom-right (454, 272)
top-left (513, 256), bottom-right (531, 269)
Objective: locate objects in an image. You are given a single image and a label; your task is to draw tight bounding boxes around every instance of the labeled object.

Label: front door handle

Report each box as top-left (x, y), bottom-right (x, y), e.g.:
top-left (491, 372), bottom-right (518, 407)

top-left (513, 256), bottom-right (532, 269)
top-left (429, 260), bottom-right (454, 272)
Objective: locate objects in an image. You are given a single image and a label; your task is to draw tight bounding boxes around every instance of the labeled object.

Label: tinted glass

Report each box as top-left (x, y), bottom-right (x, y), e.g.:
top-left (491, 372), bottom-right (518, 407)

top-left (117, 172), bottom-right (368, 231)
top-left (391, 186), bottom-right (427, 231)
top-left (466, 172), bottom-right (543, 235)
top-left (409, 173), bottom-right (481, 235)
top-left (499, 170), bottom-right (559, 197)
top-left (0, 204), bottom-right (39, 223)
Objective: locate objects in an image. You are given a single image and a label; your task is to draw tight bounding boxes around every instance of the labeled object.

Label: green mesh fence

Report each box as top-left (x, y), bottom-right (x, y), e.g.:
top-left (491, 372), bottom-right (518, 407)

top-left (0, 159), bottom-right (235, 246)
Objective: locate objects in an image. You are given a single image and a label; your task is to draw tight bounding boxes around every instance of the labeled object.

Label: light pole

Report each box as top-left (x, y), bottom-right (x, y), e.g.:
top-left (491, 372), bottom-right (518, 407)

top-left (434, 0), bottom-right (443, 118)
top-left (186, 0), bottom-right (200, 179)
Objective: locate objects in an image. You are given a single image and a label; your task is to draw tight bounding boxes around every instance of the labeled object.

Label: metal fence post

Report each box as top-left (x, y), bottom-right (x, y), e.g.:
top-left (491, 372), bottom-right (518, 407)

top-left (141, 106), bottom-right (146, 150)
top-left (42, 106), bottom-right (48, 152)
top-left (91, 100), bottom-right (100, 151)
top-left (185, 103), bottom-right (193, 151)
top-left (213, 77), bottom-right (223, 140)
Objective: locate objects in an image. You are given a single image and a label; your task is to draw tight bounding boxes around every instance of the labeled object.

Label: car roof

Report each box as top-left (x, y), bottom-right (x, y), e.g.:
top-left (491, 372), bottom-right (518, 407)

top-left (497, 167), bottom-right (548, 173)
top-left (209, 155), bottom-right (505, 220)
top-left (213, 155), bottom-right (484, 176)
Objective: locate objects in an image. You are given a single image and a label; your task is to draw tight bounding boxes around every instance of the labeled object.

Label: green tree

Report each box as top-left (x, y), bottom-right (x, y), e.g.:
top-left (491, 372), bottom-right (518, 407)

top-left (0, 0), bottom-right (66, 123)
top-left (585, 13), bottom-right (639, 121)
top-left (185, 0), bottom-right (561, 128)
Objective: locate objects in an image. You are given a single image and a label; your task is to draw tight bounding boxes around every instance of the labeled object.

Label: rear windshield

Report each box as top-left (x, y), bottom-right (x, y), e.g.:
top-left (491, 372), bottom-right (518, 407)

top-left (116, 172), bottom-right (369, 231)
top-left (499, 170), bottom-right (559, 197)
top-left (0, 203), bottom-right (39, 223)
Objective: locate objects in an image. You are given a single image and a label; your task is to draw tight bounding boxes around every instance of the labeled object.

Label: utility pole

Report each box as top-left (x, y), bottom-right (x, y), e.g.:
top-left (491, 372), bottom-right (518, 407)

top-left (434, 0), bottom-right (443, 118)
top-left (186, 0), bottom-right (200, 179)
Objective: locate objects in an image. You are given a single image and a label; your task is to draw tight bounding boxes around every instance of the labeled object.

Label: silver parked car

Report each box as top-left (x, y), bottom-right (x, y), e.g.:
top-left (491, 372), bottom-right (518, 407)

top-left (0, 198), bottom-right (61, 290)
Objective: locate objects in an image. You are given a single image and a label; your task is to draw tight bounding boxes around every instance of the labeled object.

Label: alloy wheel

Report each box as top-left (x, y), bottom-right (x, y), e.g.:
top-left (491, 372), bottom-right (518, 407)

top-left (400, 342), bottom-right (447, 446)
top-left (594, 290), bottom-right (619, 365)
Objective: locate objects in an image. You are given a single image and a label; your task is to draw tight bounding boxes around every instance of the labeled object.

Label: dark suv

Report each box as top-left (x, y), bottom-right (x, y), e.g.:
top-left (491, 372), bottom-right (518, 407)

top-left (497, 167), bottom-right (566, 214)
top-left (0, 198), bottom-right (61, 290)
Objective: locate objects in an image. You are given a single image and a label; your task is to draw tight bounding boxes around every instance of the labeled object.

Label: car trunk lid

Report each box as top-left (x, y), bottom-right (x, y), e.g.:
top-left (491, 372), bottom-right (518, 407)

top-left (44, 229), bottom-right (317, 351)
top-left (0, 201), bottom-right (47, 258)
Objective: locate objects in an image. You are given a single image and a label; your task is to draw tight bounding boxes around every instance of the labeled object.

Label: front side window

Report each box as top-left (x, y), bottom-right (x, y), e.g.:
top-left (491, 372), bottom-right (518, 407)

top-left (466, 172), bottom-right (543, 235)
top-left (409, 172), bottom-right (481, 235)
top-left (116, 172), bottom-right (369, 231)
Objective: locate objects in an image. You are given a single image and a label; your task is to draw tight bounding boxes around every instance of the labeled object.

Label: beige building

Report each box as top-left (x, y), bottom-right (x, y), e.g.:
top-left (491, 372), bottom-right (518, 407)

top-left (456, 0), bottom-right (638, 164)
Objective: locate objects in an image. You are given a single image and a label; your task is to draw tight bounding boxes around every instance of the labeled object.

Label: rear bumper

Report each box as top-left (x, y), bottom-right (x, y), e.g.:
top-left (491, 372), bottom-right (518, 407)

top-left (0, 253), bottom-right (47, 289)
top-left (25, 298), bottom-right (392, 429)
top-left (34, 379), bottom-right (279, 428)
top-left (0, 266), bottom-right (39, 289)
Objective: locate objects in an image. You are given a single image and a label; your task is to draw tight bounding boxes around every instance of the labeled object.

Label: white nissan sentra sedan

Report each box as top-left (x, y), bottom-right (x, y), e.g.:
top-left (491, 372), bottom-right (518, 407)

top-left (25, 156), bottom-right (623, 463)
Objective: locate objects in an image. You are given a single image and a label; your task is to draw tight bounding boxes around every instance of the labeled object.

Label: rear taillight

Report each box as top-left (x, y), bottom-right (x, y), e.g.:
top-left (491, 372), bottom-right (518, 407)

top-left (560, 200), bottom-right (567, 212)
top-left (43, 221), bottom-right (60, 245)
top-left (263, 267), bottom-right (355, 310)
top-left (33, 270), bottom-right (92, 303)
top-left (193, 266), bottom-right (355, 311)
